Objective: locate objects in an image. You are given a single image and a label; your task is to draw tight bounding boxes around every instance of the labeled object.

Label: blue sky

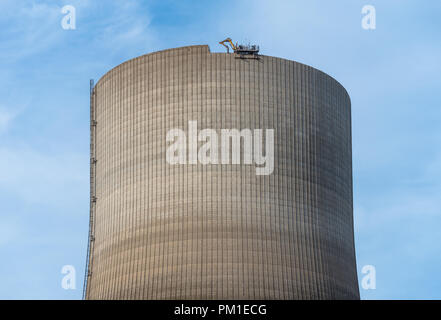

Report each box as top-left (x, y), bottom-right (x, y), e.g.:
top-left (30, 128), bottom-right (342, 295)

top-left (0, 0), bottom-right (440, 299)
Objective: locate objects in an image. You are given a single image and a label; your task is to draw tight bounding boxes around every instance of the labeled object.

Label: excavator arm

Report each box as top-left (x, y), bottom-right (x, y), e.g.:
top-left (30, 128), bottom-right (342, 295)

top-left (219, 38), bottom-right (237, 53)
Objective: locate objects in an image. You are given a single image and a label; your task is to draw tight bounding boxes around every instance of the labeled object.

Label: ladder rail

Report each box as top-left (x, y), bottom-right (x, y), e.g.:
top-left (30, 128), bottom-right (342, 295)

top-left (82, 79), bottom-right (97, 299)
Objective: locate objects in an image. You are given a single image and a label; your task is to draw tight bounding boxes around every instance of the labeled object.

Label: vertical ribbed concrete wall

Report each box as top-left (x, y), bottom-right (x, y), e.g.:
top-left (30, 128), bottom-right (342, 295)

top-left (85, 45), bottom-right (359, 299)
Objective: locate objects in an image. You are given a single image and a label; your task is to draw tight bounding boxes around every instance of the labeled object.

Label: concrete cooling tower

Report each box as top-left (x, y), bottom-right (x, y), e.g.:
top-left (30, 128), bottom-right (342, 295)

top-left (83, 44), bottom-right (359, 299)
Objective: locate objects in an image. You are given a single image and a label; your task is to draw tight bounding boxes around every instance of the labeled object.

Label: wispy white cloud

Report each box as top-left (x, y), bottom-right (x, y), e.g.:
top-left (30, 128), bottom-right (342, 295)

top-left (0, 2), bottom-right (62, 62)
top-left (0, 146), bottom-right (88, 209)
top-left (84, 0), bottom-right (157, 56)
top-left (0, 0), bottom-right (157, 63)
top-left (0, 108), bottom-right (17, 133)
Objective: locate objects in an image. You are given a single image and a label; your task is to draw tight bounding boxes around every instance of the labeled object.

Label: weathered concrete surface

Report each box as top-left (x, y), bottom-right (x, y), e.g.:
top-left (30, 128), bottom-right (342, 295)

top-left (85, 45), bottom-right (359, 299)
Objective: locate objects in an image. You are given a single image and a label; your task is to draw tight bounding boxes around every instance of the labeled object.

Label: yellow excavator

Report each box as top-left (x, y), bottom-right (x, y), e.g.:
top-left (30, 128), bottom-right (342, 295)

top-left (219, 38), bottom-right (238, 53)
top-left (219, 37), bottom-right (259, 56)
